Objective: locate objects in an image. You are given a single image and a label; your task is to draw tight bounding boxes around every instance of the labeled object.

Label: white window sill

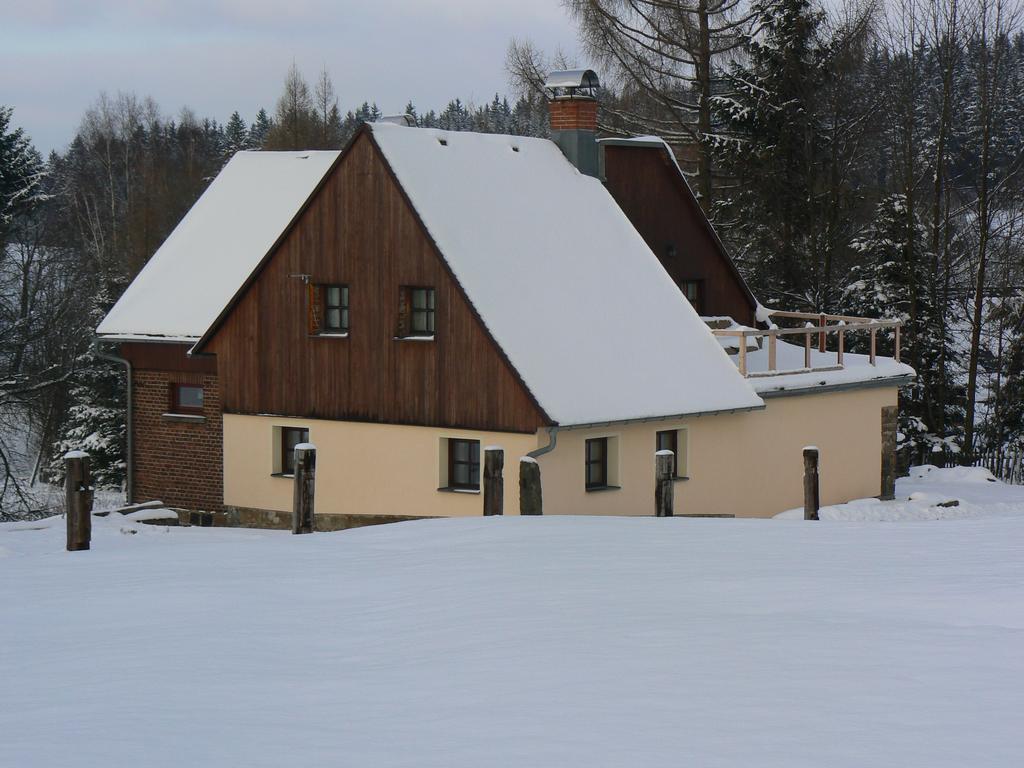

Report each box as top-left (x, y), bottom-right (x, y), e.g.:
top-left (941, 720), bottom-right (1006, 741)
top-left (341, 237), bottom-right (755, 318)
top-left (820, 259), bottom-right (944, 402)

top-left (312, 332), bottom-right (349, 338)
top-left (437, 486), bottom-right (480, 494)
top-left (394, 334), bottom-right (436, 342)
top-left (271, 472), bottom-right (295, 479)
top-left (161, 413), bottom-right (205, 423)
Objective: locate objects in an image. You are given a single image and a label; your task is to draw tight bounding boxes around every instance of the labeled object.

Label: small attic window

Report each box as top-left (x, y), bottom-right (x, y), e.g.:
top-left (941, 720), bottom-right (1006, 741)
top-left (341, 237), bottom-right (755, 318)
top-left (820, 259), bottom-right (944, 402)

top-left (438, 138), bottom-right (448, 146)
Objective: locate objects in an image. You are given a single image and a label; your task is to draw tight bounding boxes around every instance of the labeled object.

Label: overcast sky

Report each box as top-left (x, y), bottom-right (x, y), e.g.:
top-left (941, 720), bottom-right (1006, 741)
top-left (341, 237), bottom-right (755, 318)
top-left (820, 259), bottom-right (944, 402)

top-left (2, 0), bottom-right (580, 155)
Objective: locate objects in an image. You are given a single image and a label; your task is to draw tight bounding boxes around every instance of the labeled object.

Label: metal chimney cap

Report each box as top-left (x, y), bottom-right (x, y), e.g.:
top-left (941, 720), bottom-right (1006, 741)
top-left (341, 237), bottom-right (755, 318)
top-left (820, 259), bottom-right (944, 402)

top-left (544, 69), bottom-right (600, 99)
top-left (377, 114), bottom-right (416, 127)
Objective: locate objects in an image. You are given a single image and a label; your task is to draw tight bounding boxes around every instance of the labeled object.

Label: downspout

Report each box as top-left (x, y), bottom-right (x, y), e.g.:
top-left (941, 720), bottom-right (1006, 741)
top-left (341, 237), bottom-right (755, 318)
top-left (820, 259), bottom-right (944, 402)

top-left (94, 338), bottom-right (132, 504)
top-left (527, 426), bottom-right (559, 459)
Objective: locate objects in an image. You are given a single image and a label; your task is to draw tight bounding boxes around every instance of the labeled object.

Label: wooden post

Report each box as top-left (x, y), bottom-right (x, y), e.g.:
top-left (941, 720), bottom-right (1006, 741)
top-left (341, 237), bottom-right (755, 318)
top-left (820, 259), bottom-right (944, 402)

top-left (768, 330), bottom-right (778, 372)
top-left (292, 443), bottom-right (316, 534)
top-left (870, 328), bottom-right (877, 365)
top-left (655, 450), bottom-right (675, 517)
top-left (519, 457), bottom-right (542, 515)
top-left (738, 332), bottom-right (748, 376)
top-left (837, 325), bottom-right (845, 366)
top-left (65, 451), bottom-right (93, 551)
top-left (818, 313), bottom-right (827, 352)
top-left (804, 327), bottom-right (812, 369)
top-left (894, 324), bottom-right (902, 362)
top-left (803, 447), bottom-right (820, 521)
top-left (483, 447), bottom-right (504, 516)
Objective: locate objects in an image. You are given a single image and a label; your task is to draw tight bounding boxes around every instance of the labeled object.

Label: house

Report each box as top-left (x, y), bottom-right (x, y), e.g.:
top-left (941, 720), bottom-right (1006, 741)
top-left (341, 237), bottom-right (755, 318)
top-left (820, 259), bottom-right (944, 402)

top-left (96, 70), bottom-right (913, 526)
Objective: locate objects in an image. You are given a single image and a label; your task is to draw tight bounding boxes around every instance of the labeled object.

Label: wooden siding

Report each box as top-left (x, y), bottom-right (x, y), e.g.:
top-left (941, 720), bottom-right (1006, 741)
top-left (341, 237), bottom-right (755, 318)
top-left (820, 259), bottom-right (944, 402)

top-left (205, 132), bottom-right (549, 434)
top-left (119, 342), bottom-right (216, 373)
top-left (603, 145), bottom-right (756, 325)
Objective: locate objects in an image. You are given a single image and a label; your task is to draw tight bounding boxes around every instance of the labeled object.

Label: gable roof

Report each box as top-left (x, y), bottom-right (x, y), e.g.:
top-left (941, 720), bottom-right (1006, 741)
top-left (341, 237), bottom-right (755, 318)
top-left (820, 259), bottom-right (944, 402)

top-left (365, 123), bottom-right (762, 425)
top-left (599, 135), bottom-right (760, 315)
top-left (99, 125), bottom-right (764, 425)
top-left (96, 150), bottom-right (339, 342)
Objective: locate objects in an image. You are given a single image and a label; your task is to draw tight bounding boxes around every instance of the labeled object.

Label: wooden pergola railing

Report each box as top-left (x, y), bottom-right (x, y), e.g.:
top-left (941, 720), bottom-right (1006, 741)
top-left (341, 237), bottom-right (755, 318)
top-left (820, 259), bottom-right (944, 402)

top-left (711, 310), bottom-right (903, 377)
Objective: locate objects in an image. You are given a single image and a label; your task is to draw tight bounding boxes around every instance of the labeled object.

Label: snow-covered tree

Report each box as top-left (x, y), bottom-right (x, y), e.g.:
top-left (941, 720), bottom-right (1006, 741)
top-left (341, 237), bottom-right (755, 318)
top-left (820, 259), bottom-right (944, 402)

top-left (0, 106), bottom-right (46, 245)
top-left (709, 0), bottom-right (833, 306)
top-left (222, 111), bottom-right (251, 163)
top-left (48, 289), bottom-right (126, 489)
top-left (841, 194), bottom-right (961, 463)
top-left (250, 108), bottom-right (273, 148)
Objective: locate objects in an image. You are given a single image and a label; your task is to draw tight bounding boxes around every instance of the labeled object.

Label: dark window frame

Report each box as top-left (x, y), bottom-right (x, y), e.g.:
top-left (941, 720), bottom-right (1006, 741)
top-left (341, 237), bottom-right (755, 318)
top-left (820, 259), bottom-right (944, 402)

top-left (656, 429), bottom-right (686, 479)
top-left (447, 438), bottom-right (480, 490)
top-left (585, 437), bottom-right (609, 490)
top-left (322, 283), bottom-right (350, 333)
top-left (169, 383), bottom-right (204, 415)
top-left (399, 285), bottom-right (436, 338)
top-left (280, 427), bottom-right (310, 477)
top-left (679, 279), bottom-right (704, 315)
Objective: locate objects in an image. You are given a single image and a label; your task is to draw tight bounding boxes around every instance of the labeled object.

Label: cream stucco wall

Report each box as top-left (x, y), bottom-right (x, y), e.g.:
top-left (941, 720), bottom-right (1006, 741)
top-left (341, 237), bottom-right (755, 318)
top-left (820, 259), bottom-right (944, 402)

top-left (222, 385), bottom-right (896, 520)
top-left (538, 386), bottom-right (898, 518)
top-left (222, 414), bottom-right (539, 517)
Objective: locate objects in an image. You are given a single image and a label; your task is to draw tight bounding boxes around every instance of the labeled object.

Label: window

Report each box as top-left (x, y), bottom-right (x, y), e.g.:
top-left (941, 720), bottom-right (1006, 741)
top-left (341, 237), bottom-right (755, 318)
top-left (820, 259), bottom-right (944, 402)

top-left (280, 427), bottom-right (309, 477)
top-left (323, 284), bottom-right (349, 333)
top-left (308, 283), bottom-right (349, 335)
top-left (447, 438), bottom-right (480, 490)
top-left (169, 384), bottom-right (203, 415)
top-left (656, 428), bottom-right (688, 479)
top-left (398, 286), bottom-right (435, 337)
top-left (585, 437), bottom-right (608, 489)
top-left (680, 280), bottom-right (703, 314)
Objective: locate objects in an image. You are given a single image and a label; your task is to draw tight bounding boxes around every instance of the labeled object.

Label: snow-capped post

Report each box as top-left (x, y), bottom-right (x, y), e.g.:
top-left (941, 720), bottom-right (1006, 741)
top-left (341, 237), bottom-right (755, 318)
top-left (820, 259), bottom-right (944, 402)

top-left (803, 447), bottom-right (820, 521)
top-left (519, 456), bottom-right (542, 515)
top-left (655, 450), bottom-right (675, 517)
top-left (64, 450), bottom-right (94, 551)
top-left (292, 443), bottom-right (316, 534)
top-left (483, 446), bottom-right (504, 516)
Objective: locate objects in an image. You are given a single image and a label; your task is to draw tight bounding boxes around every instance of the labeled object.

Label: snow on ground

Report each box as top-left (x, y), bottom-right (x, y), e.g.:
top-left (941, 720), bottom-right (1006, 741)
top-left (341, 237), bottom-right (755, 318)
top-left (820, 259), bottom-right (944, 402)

top-left (3, 476), bottom-right (1024, 767)
top-left (777, 465), bottom-right (1024, 521)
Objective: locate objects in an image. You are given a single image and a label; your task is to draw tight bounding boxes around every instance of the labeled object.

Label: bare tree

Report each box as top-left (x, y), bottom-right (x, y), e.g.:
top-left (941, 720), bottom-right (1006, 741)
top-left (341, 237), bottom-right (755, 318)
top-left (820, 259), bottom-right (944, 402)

top-left (963, 0), bottom-right (1022, 460)
top-left (562, 0), bottom-right (759, 207)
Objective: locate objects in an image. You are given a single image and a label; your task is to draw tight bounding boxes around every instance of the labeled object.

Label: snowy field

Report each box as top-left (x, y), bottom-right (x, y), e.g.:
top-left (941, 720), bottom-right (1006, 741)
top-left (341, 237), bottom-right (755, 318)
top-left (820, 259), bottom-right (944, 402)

top-left (2, 470), bottom-right (1024, 767)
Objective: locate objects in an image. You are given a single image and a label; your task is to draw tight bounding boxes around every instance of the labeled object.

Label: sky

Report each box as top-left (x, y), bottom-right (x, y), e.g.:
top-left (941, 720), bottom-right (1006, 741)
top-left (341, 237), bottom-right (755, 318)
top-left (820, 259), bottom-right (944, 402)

top-left (1, 0), bottom-right (580, 155)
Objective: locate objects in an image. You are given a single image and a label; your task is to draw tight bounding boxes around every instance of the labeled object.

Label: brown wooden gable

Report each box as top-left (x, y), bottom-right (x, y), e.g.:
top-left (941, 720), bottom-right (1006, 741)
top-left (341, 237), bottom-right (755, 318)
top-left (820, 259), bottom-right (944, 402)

top-left (603, 143), bottom-right (757, 326)
top-left (203, 130), bottom-right (550, 434)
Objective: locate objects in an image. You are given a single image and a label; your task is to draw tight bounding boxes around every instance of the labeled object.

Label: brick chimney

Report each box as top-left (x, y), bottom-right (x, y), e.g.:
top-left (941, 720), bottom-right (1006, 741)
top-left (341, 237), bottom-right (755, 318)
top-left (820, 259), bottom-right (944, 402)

top-left (545, 69), bottom-right (601, 178)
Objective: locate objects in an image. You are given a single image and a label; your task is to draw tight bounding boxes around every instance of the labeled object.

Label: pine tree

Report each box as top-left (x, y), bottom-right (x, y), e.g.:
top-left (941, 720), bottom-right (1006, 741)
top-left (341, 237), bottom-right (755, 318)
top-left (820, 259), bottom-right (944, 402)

top-left (250, 108), bottom-right (273, 148)
top-left (48, 289), bottom-right (127, 489)
top-left (709, 0), bottom-right (831, 307)
top-left (841, 194), bottom-right (961, 463)
top-left (222, 111), bottom-right (251, 164)
top-left (0, 106), bottom-right (46, 245)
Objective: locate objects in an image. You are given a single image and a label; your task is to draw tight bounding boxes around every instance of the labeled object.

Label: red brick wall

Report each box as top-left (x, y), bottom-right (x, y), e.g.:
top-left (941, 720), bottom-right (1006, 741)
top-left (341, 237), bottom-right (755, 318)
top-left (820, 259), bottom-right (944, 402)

top-left (548, 99), bottom-right (597, 132)
top-left (132, 369), bottom-right (223, 511)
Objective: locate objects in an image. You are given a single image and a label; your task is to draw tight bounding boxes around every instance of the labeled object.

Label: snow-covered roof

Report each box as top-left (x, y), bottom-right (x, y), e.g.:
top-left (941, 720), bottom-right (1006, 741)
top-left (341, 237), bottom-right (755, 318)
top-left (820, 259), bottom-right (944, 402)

top-left (727, 337), bottom-right (915, 395)
top-left (96, 150), bottom-right (339, 341)
top-left (368, 122), bottom-right (763, 425)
